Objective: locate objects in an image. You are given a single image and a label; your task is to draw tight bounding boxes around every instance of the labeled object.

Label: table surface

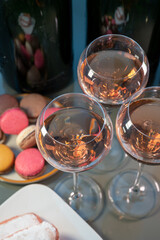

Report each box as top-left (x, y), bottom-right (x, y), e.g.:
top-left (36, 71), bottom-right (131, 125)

top-left (0, 74), bottom-right (160, 240)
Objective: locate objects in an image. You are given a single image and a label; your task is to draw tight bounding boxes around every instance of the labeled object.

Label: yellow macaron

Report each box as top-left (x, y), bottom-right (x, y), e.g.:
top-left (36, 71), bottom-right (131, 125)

top-left (0, 144), bottom-right (14, 174)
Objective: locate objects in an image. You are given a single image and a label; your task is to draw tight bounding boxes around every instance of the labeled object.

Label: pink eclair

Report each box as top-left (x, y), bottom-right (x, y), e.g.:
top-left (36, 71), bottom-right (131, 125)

top-left (15, 148), bottom-right (45, 179)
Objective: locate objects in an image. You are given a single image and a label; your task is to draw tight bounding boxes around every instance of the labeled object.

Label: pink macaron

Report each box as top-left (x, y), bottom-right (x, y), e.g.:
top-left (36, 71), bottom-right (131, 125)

top-left (40, 107), bottom-right (60, 125)
top-left (15, 148), bottom-right (45, 179)
top-left (44, 107), bottom-right (61, 120)
top-left (0, 108), bottom-right (29, 135)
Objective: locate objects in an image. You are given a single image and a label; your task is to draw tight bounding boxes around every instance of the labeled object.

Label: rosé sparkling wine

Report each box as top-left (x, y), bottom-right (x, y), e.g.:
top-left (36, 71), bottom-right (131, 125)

top-left (36, 92), bottom-right (113, 222)
top-left (38, 108), bottom-right (111, 170)
top-left (78, 50), bottom-right (147, 105)
top-left (116, 98), bottom-right (160, 164)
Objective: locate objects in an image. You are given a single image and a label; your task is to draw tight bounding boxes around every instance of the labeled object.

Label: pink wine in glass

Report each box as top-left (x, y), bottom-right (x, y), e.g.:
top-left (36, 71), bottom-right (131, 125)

top-left (38, 107), bottom-right (112, 171)
top-left (116, 98), bottom-right (160, 164)
top-left (36, 92), bottom-right (113, 221)
top-left (79, 50), bottom-right (147, 105)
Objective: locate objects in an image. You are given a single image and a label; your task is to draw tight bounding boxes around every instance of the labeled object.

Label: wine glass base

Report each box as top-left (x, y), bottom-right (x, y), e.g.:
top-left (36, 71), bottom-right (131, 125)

top-left (108, 170), bottom-right (160, 220)
top-left (95, 135), bottom-right (126, 172)
top-left (54, 174), bottom-right (103, 222)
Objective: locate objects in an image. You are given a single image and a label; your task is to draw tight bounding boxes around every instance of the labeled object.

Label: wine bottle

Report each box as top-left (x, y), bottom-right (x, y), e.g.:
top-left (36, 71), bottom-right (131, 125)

top-left (2, 0), bottom-right (73, 93)
top-left (87, 0), bottom-right (160, 86)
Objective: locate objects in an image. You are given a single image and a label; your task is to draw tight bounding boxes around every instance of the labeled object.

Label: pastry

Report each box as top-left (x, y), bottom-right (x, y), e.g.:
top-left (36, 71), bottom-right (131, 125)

top-left (15, 148), bottom-right (45, 179)
top-left (16, 125), bottom-right (36, 150)
top-left (0, 108), bottom-right (29, 135)
top-left (0, 213), bottom-right (42, 239)
top-left (20, 93), bottom-right (47, 123)
top-left (0, 144), bottom-right (14, 174)
top-left (0, 94), bottom-right (19, 115)
top-left (3, 221), bottom-right (59, 240)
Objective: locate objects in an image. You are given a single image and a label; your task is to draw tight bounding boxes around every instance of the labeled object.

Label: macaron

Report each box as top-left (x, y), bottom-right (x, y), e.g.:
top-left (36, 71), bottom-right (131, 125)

top-left (0, 94), bottom-right (19, 116)
top-left (20, 94), bottom-right (47, 123)
top-left (0, 108), bottom-right (29, 135)
top-left (43, 107), bottom-right (61, 121)
top-left (0, 144), bottom-right (15, 174)
top-left (16, 125), bottom-right (36, 150)
top-left (15, 148), bottom-right (45, 179)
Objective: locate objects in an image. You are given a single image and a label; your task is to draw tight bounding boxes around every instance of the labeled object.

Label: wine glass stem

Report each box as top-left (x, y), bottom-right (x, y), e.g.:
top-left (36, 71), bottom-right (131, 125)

top-left (132, 163), bottom-right (144, 191)
top-left (68, 172), bottom-right (83, 208)
top-left (126, 163), bottom-right (145, 203)
top-left (73, 172), bottom-right (79, 197)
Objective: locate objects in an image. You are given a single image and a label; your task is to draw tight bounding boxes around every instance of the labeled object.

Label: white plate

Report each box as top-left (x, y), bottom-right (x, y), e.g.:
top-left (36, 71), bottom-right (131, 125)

top-left (0, 184), bottom-right (102, 240)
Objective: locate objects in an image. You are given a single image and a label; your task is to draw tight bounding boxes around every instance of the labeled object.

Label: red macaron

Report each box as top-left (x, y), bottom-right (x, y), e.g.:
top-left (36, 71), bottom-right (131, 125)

top-left (0, 108), bottom-right (29, 135)
top-left (15, 148), bottom-right (45, 179)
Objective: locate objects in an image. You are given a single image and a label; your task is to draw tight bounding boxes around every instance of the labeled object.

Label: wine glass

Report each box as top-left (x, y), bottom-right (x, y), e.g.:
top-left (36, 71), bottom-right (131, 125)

top-left (77, 34), bottom-right (149, 171)
top-left (108, 86), bottom-right (160, 219)
top-left (36, 93), bottom-right (113, 221)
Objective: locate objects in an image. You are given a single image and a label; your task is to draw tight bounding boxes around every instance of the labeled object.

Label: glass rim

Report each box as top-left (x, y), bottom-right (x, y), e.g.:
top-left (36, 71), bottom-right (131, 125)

top-left (85, 33), bottom-right (147, 81)
top-left (40, 92), bottom-right (113, 147)
top-left (127, 86), bottom-right (160, 140)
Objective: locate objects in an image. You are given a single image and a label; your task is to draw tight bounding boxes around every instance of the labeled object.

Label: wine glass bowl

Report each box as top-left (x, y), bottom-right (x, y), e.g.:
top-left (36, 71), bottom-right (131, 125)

top-left (77, 34), bottom-right (149, 106)
top-left (37, 93), bottom-right (113, 172)
top-left (36, 93), bottom-right (113, 221)
top-left (108, 87), bottom-right (160, 219)
top-left (116, 87), bottom-right (160, 164)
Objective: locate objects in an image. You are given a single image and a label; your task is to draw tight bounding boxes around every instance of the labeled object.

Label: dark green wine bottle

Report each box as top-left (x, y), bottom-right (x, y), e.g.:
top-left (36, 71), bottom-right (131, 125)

top-left (2, 0), bottom-right (73, 93)
top-left (87, 0), bottom-right (160, 86)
